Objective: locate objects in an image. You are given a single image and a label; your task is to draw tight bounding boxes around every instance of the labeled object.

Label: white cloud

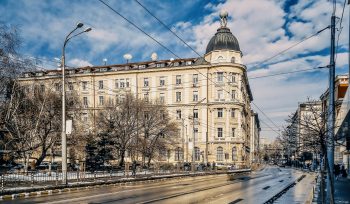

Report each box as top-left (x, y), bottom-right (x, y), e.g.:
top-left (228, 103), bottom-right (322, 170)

top-left (68, 58), bottom-right (93, 67)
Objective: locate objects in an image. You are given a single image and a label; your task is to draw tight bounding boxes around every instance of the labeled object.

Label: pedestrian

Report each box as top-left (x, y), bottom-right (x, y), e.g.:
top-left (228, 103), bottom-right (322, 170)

top-left (334, 164), bottom-right (340, 180)
top-left (212, 161), bottom-right (216, 171)
top-left (132, 160), bottom-right (137, 177)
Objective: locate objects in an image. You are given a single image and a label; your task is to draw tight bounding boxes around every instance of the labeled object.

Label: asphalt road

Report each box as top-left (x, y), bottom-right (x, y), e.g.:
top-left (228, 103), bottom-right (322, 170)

top-left (2, 167), bottom-right (311, 204)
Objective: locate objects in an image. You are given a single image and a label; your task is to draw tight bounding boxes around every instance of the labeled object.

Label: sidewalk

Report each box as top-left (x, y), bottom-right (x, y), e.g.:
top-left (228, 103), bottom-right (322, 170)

top-left (334, 176), bottom-right (350, 204)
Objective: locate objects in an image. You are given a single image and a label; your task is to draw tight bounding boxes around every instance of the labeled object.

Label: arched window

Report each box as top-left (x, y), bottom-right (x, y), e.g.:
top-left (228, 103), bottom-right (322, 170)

top-left (194, 147), bottom-right (201, 161)
top-left (218, 56), bottom-right (223, 60)
top-left (232, 147), bottom-right (237, 161)
top-left (174, 147), bottom-right (183, 161)
top-left (217, 147), bottom-right (224, 161)
top-left (231, 57), bottom-right (236, 63)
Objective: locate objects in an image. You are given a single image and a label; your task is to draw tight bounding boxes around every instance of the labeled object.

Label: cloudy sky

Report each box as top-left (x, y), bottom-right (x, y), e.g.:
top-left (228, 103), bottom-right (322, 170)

top-left (1, 0), bottom-right (349, 141)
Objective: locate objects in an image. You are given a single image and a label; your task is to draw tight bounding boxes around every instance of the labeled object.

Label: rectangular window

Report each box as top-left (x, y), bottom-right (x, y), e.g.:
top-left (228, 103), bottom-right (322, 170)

top-left (230, 73), bottom-right (236, 83)
top-left (193, 109), bottom-right (198, 119)
top-left (231, 128), bottom-right (235, 137)
top-left (115, 79), bottom-right (119, 89)
top-left (217, 128), bottom-right (223, 138)
top-left (176, 75), bottom-right (182, 85)
top-left (83, 97), bottom-right (88, 107)
top-left (160, 93), bottom-right (165, 103)
top-left (144, 93), bottom-right (149, 102)
top-left (55, 83), bottom-right (60, 91)
top-left (83, 113), bottom-right (88, 123)
top-left (144, 78), bottom-right (149, 87)
top-left (193, 91), bottom-right (198, 102)
top-left (176, 92), bottom-right (181, 102)
top-left (98, 80), bottom-right (104, 90)
top-left (40, 84), bottom-right (45, 92)
top-left (217, 72), bottom-right (224, 82)
top-left (231, 90), bottom-right (236, 100)
top-left (217, 90), bottom-right (223, 99)
top-left (126, 78), bottom-right (130, 88)
top-left (194, 128), bottom-right (198, 141)
top-left (159, 77), bottom-right (165, 86)
top-left (176, 110), bottom-right (182, 119)
top-left (120, 79), bottom-right (125, 88)
top-left (99, 96), bottom-right (104, 106)
top-left (82, 81), bottom-right (88, 90)
top-left (193, 74), bottom-right (198, 84)
top-left (217, 108), bottom-right (223, 118)
top-left (68, 82), bottom-right (73, 91)
top-left (231, 108), bottom-right (235, 118)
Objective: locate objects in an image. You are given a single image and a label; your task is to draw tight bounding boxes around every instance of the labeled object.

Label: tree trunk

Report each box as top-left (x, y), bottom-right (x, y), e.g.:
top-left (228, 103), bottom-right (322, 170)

top-left (119, 149), bottom-right (125, 167)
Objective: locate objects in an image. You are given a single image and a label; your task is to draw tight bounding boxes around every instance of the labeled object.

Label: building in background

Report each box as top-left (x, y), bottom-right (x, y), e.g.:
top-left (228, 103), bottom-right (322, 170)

top-left (250, 111), bottom-right (261, 164)
top-left (18, 13), bottom-right (259, 167)
top-left (321, 75), bottom-right (349, 165)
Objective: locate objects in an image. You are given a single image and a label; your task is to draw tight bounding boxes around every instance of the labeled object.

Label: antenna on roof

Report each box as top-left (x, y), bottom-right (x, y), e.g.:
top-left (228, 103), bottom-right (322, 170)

top-left (123, 54), bottom-right (132, 63)
top-left (103, 58), bottom-right (107, 65)
top-left (151, 52), bottom-right (158, 61)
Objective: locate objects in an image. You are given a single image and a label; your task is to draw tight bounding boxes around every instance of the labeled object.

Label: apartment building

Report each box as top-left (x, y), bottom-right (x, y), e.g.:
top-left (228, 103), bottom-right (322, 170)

top-left (19, 13), bottom-right (258, 167)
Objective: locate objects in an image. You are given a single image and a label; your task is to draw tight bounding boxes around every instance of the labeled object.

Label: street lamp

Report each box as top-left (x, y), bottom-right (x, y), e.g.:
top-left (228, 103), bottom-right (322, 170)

top-left (61, 22), bottom-right (91, 185)
top-left (192, 98), bottom-right (206, 172)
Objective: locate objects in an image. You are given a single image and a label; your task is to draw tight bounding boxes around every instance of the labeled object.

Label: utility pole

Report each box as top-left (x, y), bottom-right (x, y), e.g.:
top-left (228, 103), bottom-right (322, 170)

top-left (326, 11), bottom-right (336, 204)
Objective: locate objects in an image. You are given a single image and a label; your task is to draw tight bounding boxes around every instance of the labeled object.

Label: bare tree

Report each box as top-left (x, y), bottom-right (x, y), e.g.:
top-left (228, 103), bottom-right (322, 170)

top-left (138, 101), bottom-right (179, 167)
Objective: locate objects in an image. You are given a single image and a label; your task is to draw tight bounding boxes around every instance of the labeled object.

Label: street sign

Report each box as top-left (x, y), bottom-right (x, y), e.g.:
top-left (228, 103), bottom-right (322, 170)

top-left (66, 120), bottom-right (72, 134)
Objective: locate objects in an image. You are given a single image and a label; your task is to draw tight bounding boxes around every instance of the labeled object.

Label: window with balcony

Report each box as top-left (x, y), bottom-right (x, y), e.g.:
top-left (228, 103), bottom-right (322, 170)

top-left (176, 75), bottom-right (182, 85)
top-left (98, 80), bottom-right (104, 90)
top-left (217, 147), bottom-right (224, 161)
top-left (217, 108), bottom-right (223, 118)
top-left (144, 78), bottom-right (149, 87)
top-left (99, 96), bottom-right (104, 106)
top-left (176, 92), bottom-right (181, 102)
top-left (193, 91), bottom-right (198, 102)
top-left (217, 127), bottom-right (223, 138)
top-left (217, 72), bottom-right (224, 82)
top-left (176, 110), bottom-right (182, 119)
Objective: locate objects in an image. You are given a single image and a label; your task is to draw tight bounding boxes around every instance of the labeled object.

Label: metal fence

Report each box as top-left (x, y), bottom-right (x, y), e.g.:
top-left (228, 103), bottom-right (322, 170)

top-left (0, 167), bottom-right (220, 193)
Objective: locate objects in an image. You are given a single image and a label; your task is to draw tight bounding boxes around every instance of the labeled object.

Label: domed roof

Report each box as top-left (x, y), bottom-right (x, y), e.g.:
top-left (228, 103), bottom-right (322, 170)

top-left (205, 27), bottom-right (241, 54)
top-left (205, 12), bottom-right (241, 54)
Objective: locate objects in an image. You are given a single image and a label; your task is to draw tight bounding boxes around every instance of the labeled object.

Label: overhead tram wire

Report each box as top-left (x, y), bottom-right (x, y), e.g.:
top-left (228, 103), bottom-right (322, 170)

top-left (335, 0), bottom-right (347, 63)
top-left (99, 0), bottom-right (327, 134)
top-left (132, 0), bottom-right (330, 133)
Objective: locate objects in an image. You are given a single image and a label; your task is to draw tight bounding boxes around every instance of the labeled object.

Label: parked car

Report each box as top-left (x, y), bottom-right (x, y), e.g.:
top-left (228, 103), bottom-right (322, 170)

top-left (215, 163), bottom-right (227, 170)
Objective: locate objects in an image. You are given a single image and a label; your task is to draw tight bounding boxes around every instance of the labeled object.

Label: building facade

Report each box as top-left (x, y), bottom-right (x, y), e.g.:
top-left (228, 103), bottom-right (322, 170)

top-left (19, 14), bottom-right (258, 167)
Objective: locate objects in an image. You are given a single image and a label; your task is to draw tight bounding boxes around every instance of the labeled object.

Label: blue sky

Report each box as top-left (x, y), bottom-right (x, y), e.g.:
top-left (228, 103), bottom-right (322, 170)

top-left (1, 0), bottom-right (349, 141)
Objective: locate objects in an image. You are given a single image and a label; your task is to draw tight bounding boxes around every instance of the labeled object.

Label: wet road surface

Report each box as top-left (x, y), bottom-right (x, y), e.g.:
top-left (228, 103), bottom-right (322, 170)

top-left (2, 167), bottom-right (313, 204)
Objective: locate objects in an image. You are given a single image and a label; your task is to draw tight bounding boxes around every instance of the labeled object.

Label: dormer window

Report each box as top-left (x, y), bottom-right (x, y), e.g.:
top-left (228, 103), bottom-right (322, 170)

top-left (36, 72), bottom-right (43, 77)
top-left (139, 64), bottom-right (146, 69)
top-left (231, 57), bottom-right (236, 63)
top-left (186, 61), bottom-right (192, 65)
top-left (174, 62), bottom-right (179, 66)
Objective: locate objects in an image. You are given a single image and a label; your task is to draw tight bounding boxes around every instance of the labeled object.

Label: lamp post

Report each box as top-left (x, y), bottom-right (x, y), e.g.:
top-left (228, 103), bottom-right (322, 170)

top-left (61, 23), bottom-right (91, 185)
top-left (192, 98), bottom-right (206, 172)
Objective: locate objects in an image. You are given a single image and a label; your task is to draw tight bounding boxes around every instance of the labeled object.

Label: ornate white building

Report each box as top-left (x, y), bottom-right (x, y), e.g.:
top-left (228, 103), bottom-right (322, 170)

top-left (20, 13), bottom-right (260, 167)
